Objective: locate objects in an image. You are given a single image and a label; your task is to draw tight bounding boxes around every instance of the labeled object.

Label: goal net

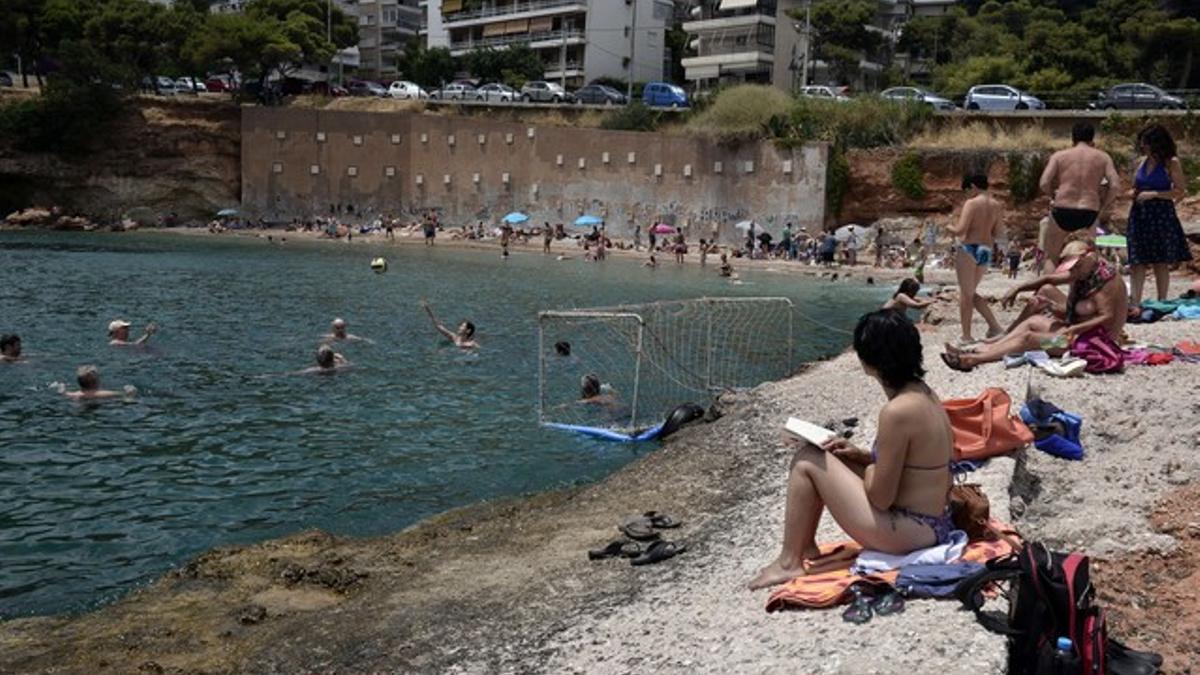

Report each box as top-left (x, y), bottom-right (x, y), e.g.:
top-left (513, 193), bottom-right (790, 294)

top-left (538, 297), bottom-right (795, 433)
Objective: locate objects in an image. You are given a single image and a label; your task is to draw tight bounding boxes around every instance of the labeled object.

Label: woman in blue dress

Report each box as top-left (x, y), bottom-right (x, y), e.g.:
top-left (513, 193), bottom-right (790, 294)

top-left (1127, 124), bottom-right (1193, 306)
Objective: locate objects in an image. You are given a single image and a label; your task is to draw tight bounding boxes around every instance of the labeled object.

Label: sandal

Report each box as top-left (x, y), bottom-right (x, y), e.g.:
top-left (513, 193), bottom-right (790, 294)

top-left (643, 510), bottom-right (681, 529)
top-left (841, 585), bottom-right (873, 625)
top-left (587, 539), bottom-right (642, 560)
top-left (941, 352), bottom-right (975, 373)
top-left (630, 540), bottom-right (687, 566)
top-left (618, 517), bottom-right (661, 541)
top-left (872, 590), bottom-right (905, 617)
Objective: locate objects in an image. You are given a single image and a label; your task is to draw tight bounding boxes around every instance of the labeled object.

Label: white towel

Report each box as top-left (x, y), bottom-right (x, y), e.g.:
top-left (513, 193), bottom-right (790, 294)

top-left (851, 530), bottom-right (968, 575)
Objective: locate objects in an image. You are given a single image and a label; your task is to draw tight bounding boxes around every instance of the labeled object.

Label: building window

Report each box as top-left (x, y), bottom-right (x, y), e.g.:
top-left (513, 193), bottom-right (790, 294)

top-left (276, 131), bottom-right (286, 140)
top-left (272, 161), bottom-right (283, 174)
top-left (310, 164), bottom-right (320, 175)
top-left (391, 133), bottom-right (401, 144)
top-left (385, 166), bottom-right (396, 177)
top-left (347, 166), bottom-right (358, 177)
top-left (316, 131), bottom-right (326, 142)
top-left (353, 135), bottom-right (363, 146)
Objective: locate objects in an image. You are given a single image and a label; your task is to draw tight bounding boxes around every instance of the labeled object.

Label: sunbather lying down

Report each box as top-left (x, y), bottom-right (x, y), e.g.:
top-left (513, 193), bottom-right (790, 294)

top-left (941, 241), bottom-right (1128, 371)
top-left (749, 311), bottom-right (955, 591)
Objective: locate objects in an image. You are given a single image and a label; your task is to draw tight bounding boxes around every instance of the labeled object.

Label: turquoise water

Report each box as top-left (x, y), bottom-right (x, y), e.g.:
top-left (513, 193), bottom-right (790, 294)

top-left (0, 232), bottom-right (884, 618)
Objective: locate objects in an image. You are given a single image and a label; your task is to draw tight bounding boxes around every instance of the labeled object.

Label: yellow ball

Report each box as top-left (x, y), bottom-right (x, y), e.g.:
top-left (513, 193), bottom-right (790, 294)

top-left (370, 257), bottom-right (388, 274)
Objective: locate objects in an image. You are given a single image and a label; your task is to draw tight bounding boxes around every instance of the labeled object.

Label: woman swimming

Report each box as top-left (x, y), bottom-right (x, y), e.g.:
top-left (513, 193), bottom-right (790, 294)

top-left (749, 310), bottom-right (954, 590)
top-left (882, 278), bottom-right (935, 320)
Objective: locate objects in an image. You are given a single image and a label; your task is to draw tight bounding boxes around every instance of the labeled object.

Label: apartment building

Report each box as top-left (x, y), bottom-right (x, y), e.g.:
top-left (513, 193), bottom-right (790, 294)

top-left (359, 0), bottom-right (423, 80)
top-left (422, 0), bottom-right (673, 88)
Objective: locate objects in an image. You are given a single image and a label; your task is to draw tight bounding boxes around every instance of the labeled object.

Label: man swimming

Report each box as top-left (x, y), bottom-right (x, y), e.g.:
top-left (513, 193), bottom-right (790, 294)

top-left (321, 318), bottom-right (372, 344)
top-left (304, 345), bottom-right (350, 374)
top-left (1039, 123), bottom-right (1121, 269)
top-left (578, 374), bottom-right (617, 407)
top-left (59, 365), bottom-right (134, 400)
top-left (1, 334), bottom-right (22, 362)
top-left (108, 319), bottom-right (157, 347)
top-left (421, 300), bottom-right (478, 349)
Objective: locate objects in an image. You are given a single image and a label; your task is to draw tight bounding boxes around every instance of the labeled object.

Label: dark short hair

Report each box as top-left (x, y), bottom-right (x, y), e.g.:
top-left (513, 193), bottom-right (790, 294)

top-left (554, 341), bottom-right (571, 356)
top-left (853, 310), bottom-right (925, 390)
top-left (896, 278), bottom-right (920, 298)
top-left (0, 334), bottom-right (18, 351)
top-left (1071, 123), bottom-right (1095, 144)
top-left (581, 374), bottom-right (601, 398)
top-left (962, 174), bottom-right (989, 191)
top-left (1138, 123), bottom-right (1177, 163)
top-left (461, 321), bottom-right (476, 338)
top-left (316, 346), bottom-right (335, 368)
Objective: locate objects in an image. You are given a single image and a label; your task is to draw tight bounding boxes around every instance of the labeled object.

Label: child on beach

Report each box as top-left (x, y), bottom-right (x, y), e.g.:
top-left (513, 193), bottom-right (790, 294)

top-left (948, 174), bottom-right (1005, 344)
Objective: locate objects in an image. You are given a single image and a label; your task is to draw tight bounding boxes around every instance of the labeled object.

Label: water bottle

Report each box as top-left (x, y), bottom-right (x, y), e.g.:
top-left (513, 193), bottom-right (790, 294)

top-left (1053, 637), bottom-right (1081, 675)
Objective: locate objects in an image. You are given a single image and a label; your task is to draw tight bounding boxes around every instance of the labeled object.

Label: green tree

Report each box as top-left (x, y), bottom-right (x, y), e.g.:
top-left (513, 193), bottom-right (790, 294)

top-left (395, 41), bottom-right (457, 88)
top-left (800, 0), bottom-right (883, 85)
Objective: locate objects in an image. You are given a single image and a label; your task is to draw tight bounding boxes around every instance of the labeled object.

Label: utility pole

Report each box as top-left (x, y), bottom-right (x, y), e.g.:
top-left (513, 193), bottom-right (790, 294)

top-left (560, 22), bottom-right (568, 89)
top-left (627, 0), bottom-right (637, 100)
top-left (800, 0), bottom-right (812, 88)
top-left (327, 0), bottom-right (332, 42)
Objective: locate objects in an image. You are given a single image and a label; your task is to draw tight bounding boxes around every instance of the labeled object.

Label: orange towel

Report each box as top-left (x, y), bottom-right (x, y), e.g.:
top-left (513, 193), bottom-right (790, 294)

top-left (765, 523), bottom-right (1019, 612)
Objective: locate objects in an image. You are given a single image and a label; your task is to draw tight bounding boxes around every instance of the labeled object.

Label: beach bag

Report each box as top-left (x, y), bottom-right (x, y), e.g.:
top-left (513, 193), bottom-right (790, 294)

top-left (943, 388), bottom-right (1034, 461)
top-left (949, 483), bottom-right (993, 541)
top-left (896, 562), bottom-right (983, 598)
top-left (1069, 327), bottom-right (1124, 374)
top-left (956, 543), bottom-right (1112, 675)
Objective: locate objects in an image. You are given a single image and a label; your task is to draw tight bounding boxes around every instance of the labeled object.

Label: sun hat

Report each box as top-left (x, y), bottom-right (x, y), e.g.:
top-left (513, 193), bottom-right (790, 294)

top-left (108, 319), bottom-right (131, 333)
top-left (332, 318), bottom-right (347, 327)
top-left (1055, 241), bottom-right (1091, 273)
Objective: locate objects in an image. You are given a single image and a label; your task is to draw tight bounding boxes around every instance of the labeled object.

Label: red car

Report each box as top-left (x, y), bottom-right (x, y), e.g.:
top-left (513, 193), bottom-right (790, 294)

top-left (204, 77), bottom-right (231, 93)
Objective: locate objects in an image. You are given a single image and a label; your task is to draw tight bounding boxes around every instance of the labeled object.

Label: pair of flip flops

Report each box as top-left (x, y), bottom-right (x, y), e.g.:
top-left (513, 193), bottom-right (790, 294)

top-left (588, 539), bottom-right (688, 566)
top-left (842, 584), bottom-right (905, 625)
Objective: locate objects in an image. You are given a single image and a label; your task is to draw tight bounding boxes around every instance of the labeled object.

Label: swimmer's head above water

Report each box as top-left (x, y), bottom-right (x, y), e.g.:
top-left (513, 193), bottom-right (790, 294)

top-left (580, 374), bottom-right (602, 399)
top-left (331, 318), bottom-right (347, 339)
top-left (77, 364), bottom-right (101, 391)
top-left (0, 334), bottom-right (20, 360)
top-left (458, 321), bottom-right (476, 340)
top-left (108, 319), bottom-right (132, 342)
top-left (555, 341), bottom-right (571, 357)
top-left (316, 345), bottom-right (336, 369)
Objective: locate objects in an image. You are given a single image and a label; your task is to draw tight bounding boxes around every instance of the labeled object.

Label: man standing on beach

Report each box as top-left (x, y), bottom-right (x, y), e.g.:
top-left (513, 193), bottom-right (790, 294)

top-left (542, 222), bottom-right (553, 254)
top-left (423, 213), bottom-right (436, 246)
top-left (1039, 123), bottom-right (1121, 270)
top-left (874, 224), bottom-right (886, 267)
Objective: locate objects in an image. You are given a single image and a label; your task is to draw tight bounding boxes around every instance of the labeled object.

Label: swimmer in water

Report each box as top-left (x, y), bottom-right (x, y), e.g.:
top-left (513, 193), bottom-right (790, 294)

top-left (108, 319), bottom-right (157, 347)
top-left (718, 253), bottom-right (733, 277)
top-left (644, 254), bottom-right (657, 268)
top-left (300, 345), bottom-right (350, 374)
top-left (577, 373), bottom-right (617, 406)
top-left (58, 365), bottom-right (135, 400)
top-left (1, 334), bottom-right (22, 362)
top-left (421, 300), bottom-right (479, 349)
top-left (321, 318), bottom-right (373, 344)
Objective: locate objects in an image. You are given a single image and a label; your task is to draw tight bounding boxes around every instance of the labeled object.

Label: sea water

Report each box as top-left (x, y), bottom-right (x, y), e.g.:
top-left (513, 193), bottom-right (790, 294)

top-left (0, 232), bottom-right (885, 617)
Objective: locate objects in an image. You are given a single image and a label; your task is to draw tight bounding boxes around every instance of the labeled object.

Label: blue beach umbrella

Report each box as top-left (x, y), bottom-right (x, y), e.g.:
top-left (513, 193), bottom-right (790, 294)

top-left (573, 214), bottom-right (604, 227)
top-left (502, 212), bottom-right (529, 224)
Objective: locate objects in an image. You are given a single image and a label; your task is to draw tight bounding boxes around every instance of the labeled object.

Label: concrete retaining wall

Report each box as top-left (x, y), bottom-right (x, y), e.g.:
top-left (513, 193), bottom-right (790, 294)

top-left (241, 108), bottom-right (827, 242)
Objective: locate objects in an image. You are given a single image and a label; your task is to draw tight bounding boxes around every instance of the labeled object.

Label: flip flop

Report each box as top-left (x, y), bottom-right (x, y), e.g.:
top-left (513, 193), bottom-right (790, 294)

top-left (643, 510), bottom-right (681, 529)
top-left (618, 517), bottom-right (661, 541)
top-left (842, 585), bottom-right (873, 625)
top-left (872, 590), bottom-right (905, 617)
top-left (940, 352), bottom-right (974, 373)
top-left (630, 540), bottom-right (686, 566)
top-left (587, 539), bottom-right (642, 560)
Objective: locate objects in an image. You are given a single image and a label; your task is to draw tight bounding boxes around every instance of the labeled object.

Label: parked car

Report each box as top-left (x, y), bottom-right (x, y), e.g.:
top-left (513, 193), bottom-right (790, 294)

top-left (348, 80), bottom-right (388, 97)
top-left (0, 72), bottom-right (13, 87)
top-left (313, 82), bottom-right (348, 97)
top-left (1091, 83), bottom-right (1186, 110)
top-left (475, 83), bottom-right (517, 103)
top-left (388, 80), bottom-right (428, 100)
top-left (963, 84), bottom-right (1045, 111)
top-left (520, 80), bottom-right (571, 103)
top-left (880, 86), bottom-right (955, 111)
top-left (153, 76), bottom-right (180, 95)
top-left (428, 82), bottom-right (477, 100)
top-left (642, 81), bottom-right (688, 108)
top-left (573, 83), bottom-right (627, 106)
top-left (175, 77), bottom-right (207, 93)
top-left (204, 77), bottom-right (231, 93)
top-left (798, 85), bottom-right (850, 102)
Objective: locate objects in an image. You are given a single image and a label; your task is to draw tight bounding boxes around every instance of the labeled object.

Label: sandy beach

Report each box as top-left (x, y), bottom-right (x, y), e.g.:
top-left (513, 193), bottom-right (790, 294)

top-left (1, 234), bottom-right (1196, 673)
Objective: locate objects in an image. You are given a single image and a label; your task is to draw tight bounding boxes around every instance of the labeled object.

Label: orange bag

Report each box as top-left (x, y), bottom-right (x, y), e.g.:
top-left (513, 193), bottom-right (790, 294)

top-left (943, 387), bottom-right (1034, 461)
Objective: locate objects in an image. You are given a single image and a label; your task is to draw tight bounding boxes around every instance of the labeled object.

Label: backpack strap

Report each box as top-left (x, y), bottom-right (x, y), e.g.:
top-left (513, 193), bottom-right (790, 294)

top-left (955, 565), bottom-right (1025, 636)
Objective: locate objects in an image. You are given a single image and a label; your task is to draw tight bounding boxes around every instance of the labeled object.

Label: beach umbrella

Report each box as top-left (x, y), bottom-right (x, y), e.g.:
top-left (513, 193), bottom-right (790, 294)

top-left (216, 208), bottom-right (239, 218)
top-left (502, 212), bottom-right (529, 225)
top-left (650, 223), bottom-right (676, 234)
top-left (834, 224), bottom-right (872, 242)
top-left (1095, 234), bottom-right (1127, 248)
top-left (733, 220), bottom-right (756, 231)
top-left (573, 214), bottom-right (604, 227)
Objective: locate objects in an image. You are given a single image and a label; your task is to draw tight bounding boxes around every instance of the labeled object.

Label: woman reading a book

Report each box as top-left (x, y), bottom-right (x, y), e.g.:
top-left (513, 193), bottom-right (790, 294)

top-left (749, 310), bottom-right (955, 590)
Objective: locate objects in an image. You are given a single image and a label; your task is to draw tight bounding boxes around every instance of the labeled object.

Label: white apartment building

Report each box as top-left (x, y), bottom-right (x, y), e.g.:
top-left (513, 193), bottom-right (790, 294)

top-left (421, 0), bottom-right (673, 88)
top-left (359, 0), bottom-right (423, 79)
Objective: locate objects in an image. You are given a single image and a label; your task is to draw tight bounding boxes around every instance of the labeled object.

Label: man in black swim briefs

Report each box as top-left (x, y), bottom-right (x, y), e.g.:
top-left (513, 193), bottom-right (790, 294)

top-left (1038, 123), bottom-right (1121, 270)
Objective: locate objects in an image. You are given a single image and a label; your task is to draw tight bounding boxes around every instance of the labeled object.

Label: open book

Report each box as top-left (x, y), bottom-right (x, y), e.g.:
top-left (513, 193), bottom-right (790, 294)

top-left (784, 418), bottom-right (836, 447)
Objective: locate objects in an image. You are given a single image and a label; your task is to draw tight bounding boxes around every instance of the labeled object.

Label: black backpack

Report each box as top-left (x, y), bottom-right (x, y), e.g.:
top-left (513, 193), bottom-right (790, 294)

top-left (955, 542), bottom-right (1162, 675)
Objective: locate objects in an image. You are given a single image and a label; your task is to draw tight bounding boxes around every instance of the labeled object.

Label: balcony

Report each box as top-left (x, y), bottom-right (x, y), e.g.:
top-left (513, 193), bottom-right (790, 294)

top-left (449, 28), bottom-right (585, 54)
top-left (441, 0), bottom-right (587, 27)
top-left (688, 26), bottom-right (774, 58)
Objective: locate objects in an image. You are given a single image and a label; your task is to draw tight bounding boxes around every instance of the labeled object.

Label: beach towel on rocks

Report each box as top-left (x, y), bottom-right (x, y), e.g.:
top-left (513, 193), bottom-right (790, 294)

top-left (765, 526), bottom-right (1017, 612)
top-left (1069, 326), bottom-right (1124, 374)
top-left (1019, 399), bottom-right (1084, 461)
top-left (851, 530), bottom-right (968, 576)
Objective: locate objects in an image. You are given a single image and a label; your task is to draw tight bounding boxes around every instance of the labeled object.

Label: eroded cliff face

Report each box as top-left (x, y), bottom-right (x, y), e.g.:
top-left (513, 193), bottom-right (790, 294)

top-left (0, 98), bottom-right (240, 222)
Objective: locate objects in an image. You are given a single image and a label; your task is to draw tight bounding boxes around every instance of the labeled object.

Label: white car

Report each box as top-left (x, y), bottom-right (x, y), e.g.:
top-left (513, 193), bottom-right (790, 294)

top-left (475, 83), bottom-right (517, 103)
top-left (880, 86), bottom-right (956, 111)
top-left (429, 83), bottom-right (476, 100)
top-left (798, 85), bottom-right (850, 102)
top-left (175, 77), bottom-right (206, 94)
top-left (388, 80), bottom-right (427, 100)
top-left (155, 76), bottom-right (180, 95)
top-left (963, 84), bottom-right (1045, 111)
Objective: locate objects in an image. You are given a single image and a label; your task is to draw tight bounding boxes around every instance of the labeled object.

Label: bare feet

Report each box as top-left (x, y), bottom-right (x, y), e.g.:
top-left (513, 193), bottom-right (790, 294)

top-left (748, 551), bottom-right (817, 590)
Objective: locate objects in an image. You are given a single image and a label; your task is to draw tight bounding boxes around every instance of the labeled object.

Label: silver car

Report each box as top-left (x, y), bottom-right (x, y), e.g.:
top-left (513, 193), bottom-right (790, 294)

top-left (475, 83), bottom-right (517, 103)
top-left (520, 80), bottom-right (571, 103)
top-left (963, 84), bottom-right (1045, 111)
top-left (429, 83), bottom-right (476, 100)
top-left (881, 86), bottom-right (956, 111)
top-left (798, 85), bottom-right (849, 102)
